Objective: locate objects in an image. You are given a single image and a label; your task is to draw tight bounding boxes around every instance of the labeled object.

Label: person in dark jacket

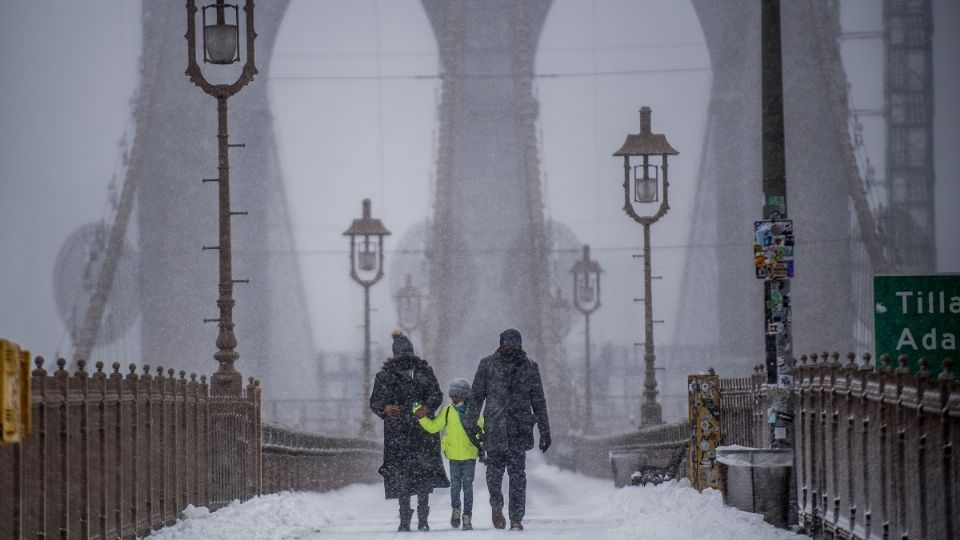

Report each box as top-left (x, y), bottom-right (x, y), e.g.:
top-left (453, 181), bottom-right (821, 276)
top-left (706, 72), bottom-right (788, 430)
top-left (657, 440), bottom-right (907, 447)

top-left (370, 330), bottom-right (449, 532)
top-left (463, 328), bottom-right (551, 531)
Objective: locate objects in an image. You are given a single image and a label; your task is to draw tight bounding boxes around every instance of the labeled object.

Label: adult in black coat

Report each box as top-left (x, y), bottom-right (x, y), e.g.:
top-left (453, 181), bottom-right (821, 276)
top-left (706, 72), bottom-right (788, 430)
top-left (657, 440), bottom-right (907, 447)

top-left (464, 328), bottom-right (550, 531)
top-left (370, 331), bottom-right (449, 531)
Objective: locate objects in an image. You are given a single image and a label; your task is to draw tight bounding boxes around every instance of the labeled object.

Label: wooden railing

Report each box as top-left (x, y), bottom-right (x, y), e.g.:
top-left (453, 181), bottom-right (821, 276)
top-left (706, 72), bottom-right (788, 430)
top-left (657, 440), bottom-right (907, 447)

top-left (0, 356), bottom-right (382, 540)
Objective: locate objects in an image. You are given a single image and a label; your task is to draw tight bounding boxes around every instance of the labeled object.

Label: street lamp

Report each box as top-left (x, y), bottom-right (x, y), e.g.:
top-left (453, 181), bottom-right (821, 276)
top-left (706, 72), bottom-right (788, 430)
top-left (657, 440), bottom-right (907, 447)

top-left (613, 106), bottom-right (678, 427)
top-left (394, 273), bottom-right (423, 336)
top-left (570, 244), bottom-right (602, 433)
top-left (185, 0), bottom-right (258, 396)
top-left (344, 199), bottom-right (391, 435)
top-left (551, 287), bottom-right (572, 340)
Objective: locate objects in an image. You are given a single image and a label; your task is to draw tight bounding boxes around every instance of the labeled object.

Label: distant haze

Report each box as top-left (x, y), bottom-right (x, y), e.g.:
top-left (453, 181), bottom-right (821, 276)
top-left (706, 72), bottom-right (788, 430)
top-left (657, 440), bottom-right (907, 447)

top-left (0, 1), bottom-right (956, 404)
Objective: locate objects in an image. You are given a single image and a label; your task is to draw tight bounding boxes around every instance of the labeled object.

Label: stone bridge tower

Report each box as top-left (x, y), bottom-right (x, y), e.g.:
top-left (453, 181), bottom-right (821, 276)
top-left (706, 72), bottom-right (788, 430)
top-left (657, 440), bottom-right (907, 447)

top-left (418, 1), bottom-right (561, 400)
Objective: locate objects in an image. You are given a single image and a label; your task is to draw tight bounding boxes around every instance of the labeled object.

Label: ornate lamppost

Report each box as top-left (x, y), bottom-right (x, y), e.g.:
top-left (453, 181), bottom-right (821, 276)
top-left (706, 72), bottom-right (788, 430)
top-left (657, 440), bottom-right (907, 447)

top-left (344, 199), bottom-right (391, 435)
top-left (570, 244), bottom-right (602, 433)
top-left (551, 287), bottom-right (572, 341)
top-left (613, 107), bottom-right (678, 427)
top-left (394, 273), bottom-right (423, 336)
top-left (185, 0), bottom-right (257, 396)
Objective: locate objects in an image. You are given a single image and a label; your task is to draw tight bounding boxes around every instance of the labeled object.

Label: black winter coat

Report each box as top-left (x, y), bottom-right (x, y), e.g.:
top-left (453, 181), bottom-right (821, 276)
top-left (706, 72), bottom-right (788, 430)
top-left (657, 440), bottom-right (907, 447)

top-left (369, 355), bottom-right (449, 499)
top-left (464, 348), bottom-right (550, 454)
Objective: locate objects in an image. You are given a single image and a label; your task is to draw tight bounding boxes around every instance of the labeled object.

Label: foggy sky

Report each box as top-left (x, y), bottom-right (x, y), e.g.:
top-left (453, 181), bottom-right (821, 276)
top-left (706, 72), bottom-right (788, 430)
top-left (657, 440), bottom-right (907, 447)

top-left (1, 1), bottom-right (957, 373)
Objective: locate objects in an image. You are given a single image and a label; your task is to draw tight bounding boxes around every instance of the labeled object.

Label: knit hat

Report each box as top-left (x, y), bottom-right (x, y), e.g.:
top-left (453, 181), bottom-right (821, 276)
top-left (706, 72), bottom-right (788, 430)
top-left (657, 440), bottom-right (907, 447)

top-left (499, 328), bottom-right (522, 348)
top-left (448, 378), bottom-right (471, 398)
top-left (391, 330), bottom-right (415, 358)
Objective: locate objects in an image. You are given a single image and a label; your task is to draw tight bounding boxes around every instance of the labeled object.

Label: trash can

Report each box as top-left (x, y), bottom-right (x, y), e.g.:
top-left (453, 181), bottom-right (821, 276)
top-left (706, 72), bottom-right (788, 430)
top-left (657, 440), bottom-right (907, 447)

top-left (715, 446), bottom-right (793, 529)
top-left (609, 449), bottom-right (644, 488)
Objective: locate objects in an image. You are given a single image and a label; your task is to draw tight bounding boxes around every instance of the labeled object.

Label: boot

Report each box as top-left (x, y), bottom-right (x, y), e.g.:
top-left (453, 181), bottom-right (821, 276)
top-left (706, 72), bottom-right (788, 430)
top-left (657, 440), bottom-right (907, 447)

top-left (510, 520), bottom-right (524, 531)
top-left (398, 508), bottom-right (414, 532)
top-left (462, 515), bottom-right (473, 530)
top-left (417, 506), bottom-right (430, 531)
top-left (451, 507), bottom-right (461, 528)
top-left (492, 509), bottom-right (506, 529)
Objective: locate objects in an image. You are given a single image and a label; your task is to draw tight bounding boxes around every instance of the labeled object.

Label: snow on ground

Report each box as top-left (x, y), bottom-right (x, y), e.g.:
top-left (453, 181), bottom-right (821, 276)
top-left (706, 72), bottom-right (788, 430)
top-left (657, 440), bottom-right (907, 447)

top-left (145, 454), bottom-right (804, 540)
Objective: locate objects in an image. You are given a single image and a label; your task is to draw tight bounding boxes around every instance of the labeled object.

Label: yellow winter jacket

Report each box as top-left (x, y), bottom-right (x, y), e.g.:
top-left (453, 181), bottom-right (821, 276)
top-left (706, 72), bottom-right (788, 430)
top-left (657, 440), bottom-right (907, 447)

top-left (417, 403), bottom-right (484, 461)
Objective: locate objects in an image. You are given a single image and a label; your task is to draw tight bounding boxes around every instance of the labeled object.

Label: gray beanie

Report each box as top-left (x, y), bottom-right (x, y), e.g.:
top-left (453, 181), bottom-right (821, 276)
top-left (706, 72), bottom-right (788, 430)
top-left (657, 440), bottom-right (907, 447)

top-left (448, 378), bottom-right (471, 398)
top-left (391, 330), bottom-right (415, 358)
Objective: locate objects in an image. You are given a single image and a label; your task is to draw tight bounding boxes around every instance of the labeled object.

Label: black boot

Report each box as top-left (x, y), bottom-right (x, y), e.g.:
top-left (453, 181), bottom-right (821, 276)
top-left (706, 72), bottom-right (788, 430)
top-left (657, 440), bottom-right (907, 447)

top-left (398, 508), bottom-right (414, 532)
top-left (417, 506), bottom-right (430, 531)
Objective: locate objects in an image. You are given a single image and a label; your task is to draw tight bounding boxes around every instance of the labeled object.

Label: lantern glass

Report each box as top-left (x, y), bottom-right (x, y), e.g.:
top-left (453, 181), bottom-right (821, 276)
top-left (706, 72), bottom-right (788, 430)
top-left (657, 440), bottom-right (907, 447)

top-left (398, 296), bottom-right (421, 329)
top-left (357, 236), bottom-right (377, 272)
top-left (578, 274), bottom-right (595, 304)
top-left (633, 163), bottom-right (659, 203)
top-left (202, 4), bottom-right (239, 64)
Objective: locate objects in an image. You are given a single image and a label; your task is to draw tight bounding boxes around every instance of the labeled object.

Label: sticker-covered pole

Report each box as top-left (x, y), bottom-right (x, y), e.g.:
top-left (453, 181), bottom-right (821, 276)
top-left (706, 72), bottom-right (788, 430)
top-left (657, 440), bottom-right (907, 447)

top-left (761, 0), bottom-right (794, 450)
top-left (762, 0), bottom-right (791, 382)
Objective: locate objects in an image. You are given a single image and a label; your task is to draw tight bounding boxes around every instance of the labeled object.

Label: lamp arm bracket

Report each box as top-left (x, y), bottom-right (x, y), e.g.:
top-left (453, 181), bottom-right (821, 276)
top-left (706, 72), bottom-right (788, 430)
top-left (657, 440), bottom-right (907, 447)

top-left (572, 298), bottom-right (601, 316)
top-left (623, 200), bottom-right (670, 225)
top-left (202, 245), bottom-right (220, 251)
top-left (349, 271), bottom-right (385, 288)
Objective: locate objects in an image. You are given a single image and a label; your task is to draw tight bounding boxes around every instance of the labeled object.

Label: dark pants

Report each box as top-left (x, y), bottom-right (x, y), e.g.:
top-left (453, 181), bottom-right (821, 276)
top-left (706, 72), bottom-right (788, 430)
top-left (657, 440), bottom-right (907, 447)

top-left (449, 459), bottom-right (477, 515)
top-left (399, 491), bottom-right (429, 515)
top-left (485, 450), bottom-right (527, 522)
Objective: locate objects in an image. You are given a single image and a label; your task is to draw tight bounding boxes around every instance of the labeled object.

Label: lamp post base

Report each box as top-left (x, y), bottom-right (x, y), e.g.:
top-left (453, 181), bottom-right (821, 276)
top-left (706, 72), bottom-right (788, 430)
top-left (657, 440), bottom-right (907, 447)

top-left (211, 370), bottom-right (243, 396)
top-left (640, 401), bottom-right (663, 427)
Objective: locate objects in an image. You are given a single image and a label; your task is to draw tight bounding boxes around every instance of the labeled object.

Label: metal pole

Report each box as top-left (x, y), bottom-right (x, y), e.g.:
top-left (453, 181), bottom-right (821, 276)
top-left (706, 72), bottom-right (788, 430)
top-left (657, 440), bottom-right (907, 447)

top-left (211, 94), bottom-right (240, 396)
top-left (640, 222), bottom-right (662, 426)
top-left (361, 284), bottom-right (373, 435)
top-left (761, 0), bottom-right (794, 454)
top-left (584, 312), bottom-right (592, 433)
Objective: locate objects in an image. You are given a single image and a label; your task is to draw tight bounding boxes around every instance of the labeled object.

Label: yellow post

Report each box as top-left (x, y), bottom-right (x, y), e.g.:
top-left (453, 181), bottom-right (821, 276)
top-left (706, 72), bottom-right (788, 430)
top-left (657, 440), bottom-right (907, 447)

top-left (0, 338), bottom-right (31, 444)
top-left (20, 348), bottom-right (31, 436)
top-left (688, 374), bottom-right (722, 491)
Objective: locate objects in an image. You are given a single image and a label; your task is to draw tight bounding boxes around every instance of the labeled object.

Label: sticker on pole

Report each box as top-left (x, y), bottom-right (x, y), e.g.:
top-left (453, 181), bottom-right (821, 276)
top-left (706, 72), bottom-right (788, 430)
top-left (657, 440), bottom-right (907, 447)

top-left (753, 220), bottom-right (794, 279)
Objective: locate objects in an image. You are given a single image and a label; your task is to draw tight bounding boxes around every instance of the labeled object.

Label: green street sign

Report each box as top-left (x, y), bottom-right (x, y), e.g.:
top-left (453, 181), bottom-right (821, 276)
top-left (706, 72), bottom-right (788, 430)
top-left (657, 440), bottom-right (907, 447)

top-left (874, 274), bottom-right (960, 375)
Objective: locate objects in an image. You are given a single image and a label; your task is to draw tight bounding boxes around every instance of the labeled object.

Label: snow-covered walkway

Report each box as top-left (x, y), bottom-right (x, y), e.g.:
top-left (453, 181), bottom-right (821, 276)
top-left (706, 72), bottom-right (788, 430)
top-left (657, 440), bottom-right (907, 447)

top-left (146, 454), bottom-right (804, 540)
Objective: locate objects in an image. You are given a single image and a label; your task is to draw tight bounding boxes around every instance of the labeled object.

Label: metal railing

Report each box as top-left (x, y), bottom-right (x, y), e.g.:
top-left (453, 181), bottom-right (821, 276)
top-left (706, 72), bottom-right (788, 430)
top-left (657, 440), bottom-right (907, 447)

top-left (0, 355), bottom-right (383, 540)
top-left (555, 422), bottom-right (688, 483)
top-left (718, 369), bottom-right (768, 448)
top-left (796, 352), bottom-right (959, 540)
top-left (0, 357), bottom-right (241, 539)
top-left (261, 425), bottom-right (381, 494)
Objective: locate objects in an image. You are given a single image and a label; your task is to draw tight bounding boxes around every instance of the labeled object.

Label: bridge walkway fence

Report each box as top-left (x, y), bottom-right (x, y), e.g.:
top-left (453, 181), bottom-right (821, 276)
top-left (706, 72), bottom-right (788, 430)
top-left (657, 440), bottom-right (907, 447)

top-left (549, 423), bottom-right (689, 487)
top-left (717, 369), bottom-right (769, 449)
top-left (793, 352), bottom-right (959, 540)
top-left (548, 367), bottom-right (770, 488)
top-left (0, 356), bottom-right (382, 540)
top-left (713, 352), bottom-right (959, 539)
top-left (549, 352), bottom-right (959, 539)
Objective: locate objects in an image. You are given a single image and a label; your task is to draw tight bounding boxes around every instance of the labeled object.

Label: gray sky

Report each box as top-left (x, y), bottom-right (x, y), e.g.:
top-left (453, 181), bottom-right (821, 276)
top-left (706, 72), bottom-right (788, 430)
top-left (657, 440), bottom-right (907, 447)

top-left (0, 0), bottom-right (956, 364)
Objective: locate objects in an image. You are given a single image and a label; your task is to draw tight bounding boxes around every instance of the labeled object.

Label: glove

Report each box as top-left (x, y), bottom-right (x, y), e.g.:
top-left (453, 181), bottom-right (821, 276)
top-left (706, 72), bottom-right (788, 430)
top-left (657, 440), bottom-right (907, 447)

top-left (477, 446), bottom-right (487, 464)
top-left (539, 432), bottom-right (551, 453)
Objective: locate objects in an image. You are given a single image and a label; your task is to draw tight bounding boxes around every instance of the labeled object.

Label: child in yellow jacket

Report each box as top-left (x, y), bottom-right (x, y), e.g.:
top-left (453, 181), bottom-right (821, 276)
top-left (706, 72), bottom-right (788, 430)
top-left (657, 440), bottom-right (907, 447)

top-left (416, 378), bottom-right (483, 530)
